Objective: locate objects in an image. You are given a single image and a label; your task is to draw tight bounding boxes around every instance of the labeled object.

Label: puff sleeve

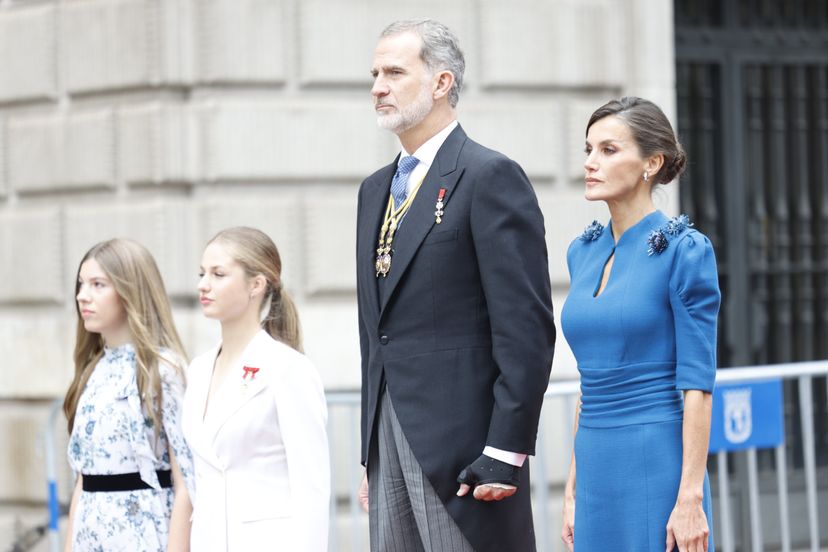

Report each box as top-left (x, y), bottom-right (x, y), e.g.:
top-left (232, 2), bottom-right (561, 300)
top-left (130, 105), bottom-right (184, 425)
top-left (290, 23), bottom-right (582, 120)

top-left (668, 231), bottom-right (721, 392)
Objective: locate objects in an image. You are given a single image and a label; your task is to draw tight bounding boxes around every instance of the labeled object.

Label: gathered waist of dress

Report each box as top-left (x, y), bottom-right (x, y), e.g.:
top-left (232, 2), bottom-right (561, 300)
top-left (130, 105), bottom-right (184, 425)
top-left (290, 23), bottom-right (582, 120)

top-left (577, 361), bottom-right (684, 428)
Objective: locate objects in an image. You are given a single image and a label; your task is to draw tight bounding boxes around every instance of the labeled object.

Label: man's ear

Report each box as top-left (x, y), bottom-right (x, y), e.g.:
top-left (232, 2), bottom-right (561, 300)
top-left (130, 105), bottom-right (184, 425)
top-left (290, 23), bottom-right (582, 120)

top-left (433, 70), bottom-right (455, 101)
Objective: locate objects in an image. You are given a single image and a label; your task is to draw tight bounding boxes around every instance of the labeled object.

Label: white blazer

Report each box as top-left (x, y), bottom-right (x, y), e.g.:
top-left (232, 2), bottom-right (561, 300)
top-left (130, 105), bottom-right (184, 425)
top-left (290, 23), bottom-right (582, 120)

top-left (182, 330), bottom-right (330, 552)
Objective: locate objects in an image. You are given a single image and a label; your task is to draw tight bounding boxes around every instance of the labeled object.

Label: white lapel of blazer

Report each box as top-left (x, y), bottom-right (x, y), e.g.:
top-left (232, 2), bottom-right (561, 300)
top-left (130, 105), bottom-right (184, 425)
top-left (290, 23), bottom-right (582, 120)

top-left (205, 330), bottom-right (272, 444)
top-left (190, 344), bottom-right (220, 422)
top-left (182, 345), bottom-right (223, 467)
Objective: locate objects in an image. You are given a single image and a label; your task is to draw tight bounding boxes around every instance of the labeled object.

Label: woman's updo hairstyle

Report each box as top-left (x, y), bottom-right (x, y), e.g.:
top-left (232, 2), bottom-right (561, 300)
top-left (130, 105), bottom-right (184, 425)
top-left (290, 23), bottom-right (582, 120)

top-left (586, 96), bottom-right (687, 184)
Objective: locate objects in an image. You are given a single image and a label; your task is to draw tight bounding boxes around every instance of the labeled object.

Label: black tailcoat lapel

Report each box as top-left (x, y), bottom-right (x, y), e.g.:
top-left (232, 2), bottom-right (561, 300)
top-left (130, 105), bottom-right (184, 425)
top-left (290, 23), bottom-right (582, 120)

top-left (378, 126), bottom-right (466, 316)
top-left (357, 160), bottom-right (396, 323)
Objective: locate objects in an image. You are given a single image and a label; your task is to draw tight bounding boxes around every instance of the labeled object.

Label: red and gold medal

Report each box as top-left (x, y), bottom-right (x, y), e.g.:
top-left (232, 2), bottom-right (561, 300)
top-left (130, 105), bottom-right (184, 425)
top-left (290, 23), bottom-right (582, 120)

top-left (434, 188), bottom-right (446, 224)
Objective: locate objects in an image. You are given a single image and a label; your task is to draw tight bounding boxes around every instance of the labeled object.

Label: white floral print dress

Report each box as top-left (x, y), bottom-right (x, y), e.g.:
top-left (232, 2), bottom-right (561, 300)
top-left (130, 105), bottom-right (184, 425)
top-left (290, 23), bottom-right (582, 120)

top-left (67, 344), bottom-right (194, 552)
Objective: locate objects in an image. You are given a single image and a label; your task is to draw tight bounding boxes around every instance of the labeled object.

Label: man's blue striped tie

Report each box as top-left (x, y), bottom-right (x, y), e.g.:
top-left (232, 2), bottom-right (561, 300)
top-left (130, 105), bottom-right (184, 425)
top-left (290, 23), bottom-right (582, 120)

top-left (390, 156), bottom-right (419, 210)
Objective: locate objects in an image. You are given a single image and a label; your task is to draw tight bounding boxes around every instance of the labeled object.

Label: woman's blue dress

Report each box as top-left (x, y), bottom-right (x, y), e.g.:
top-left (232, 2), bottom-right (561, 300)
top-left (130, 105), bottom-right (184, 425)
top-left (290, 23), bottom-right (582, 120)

top-left (561, 210), bottom-right (719, 551)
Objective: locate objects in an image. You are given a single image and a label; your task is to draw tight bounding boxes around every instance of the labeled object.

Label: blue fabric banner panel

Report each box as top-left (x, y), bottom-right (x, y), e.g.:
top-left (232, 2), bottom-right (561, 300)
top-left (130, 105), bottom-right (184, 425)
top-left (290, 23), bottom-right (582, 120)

top-left (709, 379), bottom-right (785, 452)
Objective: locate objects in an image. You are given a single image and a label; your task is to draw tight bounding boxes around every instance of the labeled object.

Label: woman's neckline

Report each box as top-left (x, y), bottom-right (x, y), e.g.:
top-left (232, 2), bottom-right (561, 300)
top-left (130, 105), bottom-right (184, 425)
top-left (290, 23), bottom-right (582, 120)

top-left (607, 210), bottom-right (663, 245)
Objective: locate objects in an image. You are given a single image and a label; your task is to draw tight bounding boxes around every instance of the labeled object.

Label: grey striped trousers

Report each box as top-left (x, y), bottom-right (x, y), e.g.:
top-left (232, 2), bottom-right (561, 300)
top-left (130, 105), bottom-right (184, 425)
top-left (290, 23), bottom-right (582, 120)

top-left (368, 390), bottom-right (475, 552)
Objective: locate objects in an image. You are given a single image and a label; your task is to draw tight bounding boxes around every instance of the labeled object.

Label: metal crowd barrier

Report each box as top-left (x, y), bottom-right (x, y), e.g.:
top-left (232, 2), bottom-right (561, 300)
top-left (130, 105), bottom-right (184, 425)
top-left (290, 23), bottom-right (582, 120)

top-left (325, 364), bottom-right (827, 552)
top-left (36, 362), bottom-right (827, 552)
top-left (712, 362), bottom-right (826, 552)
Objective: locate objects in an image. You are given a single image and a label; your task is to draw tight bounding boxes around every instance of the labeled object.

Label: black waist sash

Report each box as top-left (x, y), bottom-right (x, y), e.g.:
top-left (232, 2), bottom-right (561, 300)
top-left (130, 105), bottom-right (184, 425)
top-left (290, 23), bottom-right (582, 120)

top-left (82, 470), bottom-right (172, 492)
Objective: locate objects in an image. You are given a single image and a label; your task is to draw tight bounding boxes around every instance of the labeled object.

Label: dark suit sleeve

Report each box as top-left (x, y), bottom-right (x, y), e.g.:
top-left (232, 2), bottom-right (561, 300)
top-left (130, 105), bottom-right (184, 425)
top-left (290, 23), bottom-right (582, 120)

top-left (356, 183), bottom-right (371, 466)
top-left (469, 156), bottom-right (556, 455)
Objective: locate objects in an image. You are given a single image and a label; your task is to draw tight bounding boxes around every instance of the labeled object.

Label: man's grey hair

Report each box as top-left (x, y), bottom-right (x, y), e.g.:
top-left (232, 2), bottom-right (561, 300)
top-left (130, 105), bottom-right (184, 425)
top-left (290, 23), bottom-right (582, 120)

top-left (381, 19), bottom-right (465, 108)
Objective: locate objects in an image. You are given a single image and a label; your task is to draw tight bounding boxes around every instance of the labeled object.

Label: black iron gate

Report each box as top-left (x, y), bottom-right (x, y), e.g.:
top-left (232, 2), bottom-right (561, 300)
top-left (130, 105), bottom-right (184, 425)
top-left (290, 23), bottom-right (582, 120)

top-left (675, 0), bottom-right (828, 549)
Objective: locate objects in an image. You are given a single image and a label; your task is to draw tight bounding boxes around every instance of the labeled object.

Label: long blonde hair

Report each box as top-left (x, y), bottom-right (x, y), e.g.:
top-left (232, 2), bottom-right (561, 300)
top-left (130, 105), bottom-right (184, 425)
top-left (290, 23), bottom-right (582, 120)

top-left (208, 227), bottom-right (303, 352)
top-left (63, 239), bottom-right (187, 434)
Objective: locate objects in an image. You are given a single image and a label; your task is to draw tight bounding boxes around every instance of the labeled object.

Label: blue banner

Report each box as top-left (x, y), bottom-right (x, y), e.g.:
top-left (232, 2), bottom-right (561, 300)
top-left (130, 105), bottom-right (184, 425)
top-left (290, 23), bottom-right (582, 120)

top-left (709, 379), bottom-right (785, 452)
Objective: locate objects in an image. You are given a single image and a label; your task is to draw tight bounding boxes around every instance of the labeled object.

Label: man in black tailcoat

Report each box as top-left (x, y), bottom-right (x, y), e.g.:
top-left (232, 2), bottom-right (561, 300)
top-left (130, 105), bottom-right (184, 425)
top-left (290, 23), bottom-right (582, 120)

top-left (356, 18), bottom-right (556, 552)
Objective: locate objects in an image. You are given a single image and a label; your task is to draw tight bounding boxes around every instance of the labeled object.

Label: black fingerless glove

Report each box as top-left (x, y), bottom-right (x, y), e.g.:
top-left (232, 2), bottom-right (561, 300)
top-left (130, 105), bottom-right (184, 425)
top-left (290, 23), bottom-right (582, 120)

top-left (456, 454), bottom-right (521, 488)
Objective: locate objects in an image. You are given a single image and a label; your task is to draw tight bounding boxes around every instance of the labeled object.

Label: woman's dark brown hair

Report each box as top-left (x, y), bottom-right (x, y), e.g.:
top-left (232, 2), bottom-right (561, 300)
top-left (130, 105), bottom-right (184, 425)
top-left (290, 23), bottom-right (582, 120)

top-left (586, 96), bottom-right (687, 184)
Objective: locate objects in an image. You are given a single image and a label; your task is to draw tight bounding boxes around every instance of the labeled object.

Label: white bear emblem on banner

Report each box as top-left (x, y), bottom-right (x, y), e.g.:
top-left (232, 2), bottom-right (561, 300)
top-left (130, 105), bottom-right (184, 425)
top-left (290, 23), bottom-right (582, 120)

top-left (724, 388), bottom-right (752, 444)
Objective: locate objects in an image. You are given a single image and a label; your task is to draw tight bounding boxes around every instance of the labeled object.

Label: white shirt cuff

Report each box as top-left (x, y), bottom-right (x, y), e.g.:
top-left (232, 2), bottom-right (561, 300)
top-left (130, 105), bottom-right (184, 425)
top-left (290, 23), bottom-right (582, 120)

top-left (482, 446), bottom-right (527, 467)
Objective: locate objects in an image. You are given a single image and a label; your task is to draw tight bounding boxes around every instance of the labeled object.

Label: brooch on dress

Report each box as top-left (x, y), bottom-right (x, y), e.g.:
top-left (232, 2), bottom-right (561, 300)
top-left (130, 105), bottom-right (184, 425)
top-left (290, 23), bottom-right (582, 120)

top-left (579, 220), bottom-right (604, 241)
top-left (647, 214), bottom-right (693, 255)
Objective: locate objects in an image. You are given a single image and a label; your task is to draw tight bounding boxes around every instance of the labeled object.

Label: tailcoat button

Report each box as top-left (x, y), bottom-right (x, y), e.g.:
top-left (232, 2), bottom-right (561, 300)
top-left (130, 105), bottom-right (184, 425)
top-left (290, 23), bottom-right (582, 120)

top-left (379, 335), bottom-right (389, 345)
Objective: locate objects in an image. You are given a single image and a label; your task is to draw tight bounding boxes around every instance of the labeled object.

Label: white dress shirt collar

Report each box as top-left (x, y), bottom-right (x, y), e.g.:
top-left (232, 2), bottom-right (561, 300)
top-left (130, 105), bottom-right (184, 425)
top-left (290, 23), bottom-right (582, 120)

top-left (401, 119), bottom-right (459, 166)
top-left (399, 120), bottom-right (459, 194)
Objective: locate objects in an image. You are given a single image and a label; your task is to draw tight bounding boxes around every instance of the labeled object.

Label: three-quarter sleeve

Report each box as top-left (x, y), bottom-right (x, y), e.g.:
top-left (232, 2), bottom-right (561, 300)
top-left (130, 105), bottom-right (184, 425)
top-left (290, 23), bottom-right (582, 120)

top-left (668, 231), bottom-right (721, 392)
top-left (159, 359), bottom-right (196, 500)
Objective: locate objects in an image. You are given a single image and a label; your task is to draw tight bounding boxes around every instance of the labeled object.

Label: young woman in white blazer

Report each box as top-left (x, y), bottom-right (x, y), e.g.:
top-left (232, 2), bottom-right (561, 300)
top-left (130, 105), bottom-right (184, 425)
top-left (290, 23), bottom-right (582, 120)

top-left (181, 226), bottom-right (330, 551)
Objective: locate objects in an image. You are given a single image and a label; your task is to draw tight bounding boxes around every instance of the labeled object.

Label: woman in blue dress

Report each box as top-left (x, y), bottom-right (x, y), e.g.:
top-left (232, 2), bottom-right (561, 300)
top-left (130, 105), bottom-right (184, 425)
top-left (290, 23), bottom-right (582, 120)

top-left (63, 239), bottom-right (194, 551)
top-left (560, 97), bottom-right (719, 552)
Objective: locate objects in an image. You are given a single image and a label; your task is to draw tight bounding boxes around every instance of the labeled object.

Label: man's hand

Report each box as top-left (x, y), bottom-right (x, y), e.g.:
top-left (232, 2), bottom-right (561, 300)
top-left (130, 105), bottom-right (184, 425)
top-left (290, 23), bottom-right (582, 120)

top-left (358, 472), bottom-right (369, 513)
top-left (456, 454), bottom-right (520, 502)
top-left (457, 482), bottom-right (517, 501)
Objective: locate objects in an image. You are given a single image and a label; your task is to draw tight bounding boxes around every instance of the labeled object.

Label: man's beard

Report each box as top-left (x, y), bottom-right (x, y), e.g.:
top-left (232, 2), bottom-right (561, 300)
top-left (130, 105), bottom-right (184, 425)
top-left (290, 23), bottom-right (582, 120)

top-left (376, 84), bottom-right (434, 135)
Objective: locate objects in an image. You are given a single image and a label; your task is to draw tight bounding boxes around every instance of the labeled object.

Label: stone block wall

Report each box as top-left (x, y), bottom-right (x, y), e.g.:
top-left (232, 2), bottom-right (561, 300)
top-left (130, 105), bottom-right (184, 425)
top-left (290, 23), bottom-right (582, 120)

top-left (0, 0), bottom-right (677, 549)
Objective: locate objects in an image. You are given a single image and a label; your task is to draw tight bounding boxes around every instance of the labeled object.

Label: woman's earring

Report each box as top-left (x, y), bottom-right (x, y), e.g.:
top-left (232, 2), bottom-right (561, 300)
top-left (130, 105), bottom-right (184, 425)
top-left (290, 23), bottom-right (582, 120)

top-left (643, 171), bottom-right (649, 182)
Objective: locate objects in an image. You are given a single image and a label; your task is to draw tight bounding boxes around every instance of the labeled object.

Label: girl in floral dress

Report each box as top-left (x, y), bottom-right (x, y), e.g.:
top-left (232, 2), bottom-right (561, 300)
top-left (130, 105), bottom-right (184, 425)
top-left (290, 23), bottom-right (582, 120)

top-left (63, 239), bottom-right (194, 552)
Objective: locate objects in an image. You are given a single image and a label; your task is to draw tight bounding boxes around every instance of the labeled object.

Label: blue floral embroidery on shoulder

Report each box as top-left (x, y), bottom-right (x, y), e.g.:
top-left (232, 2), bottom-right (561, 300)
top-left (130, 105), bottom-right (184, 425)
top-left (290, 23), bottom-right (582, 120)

top-left (665, 214), bottom-right (692, 236)
top-left (579, 220), bottom-right (604, 242)
top-left (647, 214), bottom-right (694, 256)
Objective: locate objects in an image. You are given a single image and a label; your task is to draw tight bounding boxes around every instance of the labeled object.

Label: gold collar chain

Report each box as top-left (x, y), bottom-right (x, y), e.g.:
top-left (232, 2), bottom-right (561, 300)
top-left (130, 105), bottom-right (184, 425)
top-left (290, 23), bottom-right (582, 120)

top-left (375, 175), bottom-right (426, 277)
